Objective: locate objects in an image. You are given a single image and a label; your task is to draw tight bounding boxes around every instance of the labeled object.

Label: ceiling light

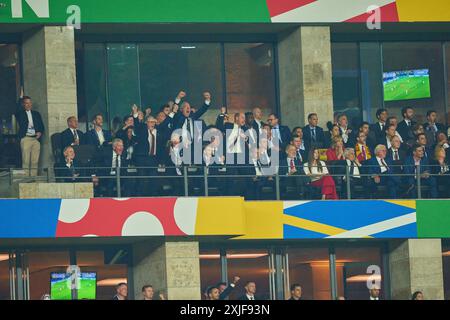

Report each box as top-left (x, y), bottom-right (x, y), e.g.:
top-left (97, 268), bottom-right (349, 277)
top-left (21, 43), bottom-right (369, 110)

top-left (0, 254), bottom-right (9, 262)
top-left (346, 274), bottom-right (382, 283)
top-left (442, 251), bottom-right (450, 257)
top-left (181, 46), bottom-right (196, 49)
top-left (200, 253), bottom-right (268, 260)
top-left (97, 278), bottom-right (127, 287)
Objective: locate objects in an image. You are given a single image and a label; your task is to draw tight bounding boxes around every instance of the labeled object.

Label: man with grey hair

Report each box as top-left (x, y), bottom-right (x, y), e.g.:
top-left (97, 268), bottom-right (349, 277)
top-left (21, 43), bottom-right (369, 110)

top-left (93, 138), bottom-right (130, 197)
top-left (365, 144), bottom-right (397, 198)
top-left (334, 148), bottom-right (363, 199)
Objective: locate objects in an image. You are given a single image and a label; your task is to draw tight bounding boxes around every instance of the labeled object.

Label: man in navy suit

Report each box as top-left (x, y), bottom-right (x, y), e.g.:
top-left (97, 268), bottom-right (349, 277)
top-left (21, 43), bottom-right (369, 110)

top-left (303, 113), bottom-right (325, 151)
top-left (397, 107), bottom-right (417, 143)
top-left (86, 113), bottom-right (112, 149)
top-left (15, 96), bottom-right (45, 176)
top-left (370, 108), bottom-right (388, 143)
top-left (238, 281), bottom-right (259, 301)
top-left (403, 143), bottom-right (438, 198)
top-left (366, 144), bottom-right (398, 198)
top-left (60, 116), bottom-right (85, 150)
top-left (423, 110), bottom-right (446, 145)
top-left (267, 113), bottom-right (290, 152)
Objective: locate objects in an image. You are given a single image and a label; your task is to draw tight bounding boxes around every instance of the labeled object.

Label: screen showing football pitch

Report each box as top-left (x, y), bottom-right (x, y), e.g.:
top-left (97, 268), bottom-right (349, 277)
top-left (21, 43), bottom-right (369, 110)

top-left (50, 272), bottom-right (97, 300)
top-left (383, 69), bottom-right (431, 102)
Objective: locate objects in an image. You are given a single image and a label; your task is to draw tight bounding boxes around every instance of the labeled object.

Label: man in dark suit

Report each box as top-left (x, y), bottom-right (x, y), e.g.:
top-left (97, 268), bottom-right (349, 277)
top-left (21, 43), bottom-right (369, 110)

top-left (15, 96), bottom-right (45, 177)
top-left (86, 113), bottom-right (112, 149)
top-left (387, 135), bottom-right (407, 175)
top-left (134, 116), bottom-right (167, 196)
top-left (54, 146), bottom-right (83, 183)
top-left (334, 148), bottom-right (365, 199)
top-left (112, 283), bottom-right (127, 300)
top-left (370, 108), bottom-right (388, 143)
top-left (215, 276), bottom-right (241, 301)
top-left (115, 115), bottom-right (136, 143)
top-left (368, 287), bottom-right (381, 301)
top-left (337, 113), bottom-right (356, 147)
top-left (288, 284), bottom-right (303, 301)
top-left (397, 107), bottom-right (416, 143)
top-left (303, 113), bottom-right (326, 151)
top-left (60, 116), bottom-right (85, 150)
top-left (238, 281), bottom-right (258, 301)
top-left (366, 144), bottom-right (398, 199)
top-left (279, 144), bottom-right (306, 199)
top-left (423, 110), bottom-right (446, 145)
top-left (93, 138), bottom-right (130, 197)
top-left (403, 143), bottom-right (438, 198)
top-left (244, 111), bottom-right (259, 148)
top-left (290, 135), bottom-right (307, 164)
top-left (252, 107), bottom-right (265, 135)
top-left (267, 113), bottom-right (290, 151)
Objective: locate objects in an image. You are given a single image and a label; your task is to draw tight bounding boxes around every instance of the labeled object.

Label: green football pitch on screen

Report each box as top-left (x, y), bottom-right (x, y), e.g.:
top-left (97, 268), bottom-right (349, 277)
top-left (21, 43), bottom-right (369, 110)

top-left (50, 273), bottom-right (96, 300)
top-left (384, 74), bottom-right (431, 102)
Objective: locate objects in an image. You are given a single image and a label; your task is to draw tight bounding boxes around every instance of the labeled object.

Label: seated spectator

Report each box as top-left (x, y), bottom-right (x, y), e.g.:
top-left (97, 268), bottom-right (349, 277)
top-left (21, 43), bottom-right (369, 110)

top-left (337, 113), bottom-right (355, 147)
top-left (290, 135), bottom-right (307, 163)
top-left (386, 116), bottom-right (404, 143)
top-left (378, 124), bottom-right (398, 149)
top-left (416, 133), bottom-right (432, 159)
top-left (304, 148), bottom-right (338, 200)
top-left (434, 131), bottom-right (450, 159)
top-left (430, 147), bottom-right (450, 198)
top-left (387, 136), bottom-right (408, 175)
top-left (403, 143), bottom-right (438, 198)
top-left (55, 146), bottom-right (83, 183)
top-left (355, 131), bottom-right (372, 163)
top-left (325, 123), bottom-right (341, 148)
top-left (423, 110), bottom-right (446, 144)
top-left (366, 144), bottom-right (397, 199)
top-left (407, 123), bottom-right (433, 149)
top-left (280, 145), bottom-right (304, 176)
top-left (360, 121), bottom-right (376, 150)
top-left (60, 116), bottom-right (85, 150)
top-left (326, 137), bottom-right (345, 161)
top-left (337, 148), bottom-right (364, 198)
top-left (291, 126), bottom-right (303, 139)
top-left (87, 114), bottom-right (112, 149)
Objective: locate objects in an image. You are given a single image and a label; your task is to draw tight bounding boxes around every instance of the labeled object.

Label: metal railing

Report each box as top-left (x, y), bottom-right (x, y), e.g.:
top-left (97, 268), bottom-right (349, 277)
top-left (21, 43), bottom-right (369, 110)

top-left (1, 163), bottom-right (449, 200)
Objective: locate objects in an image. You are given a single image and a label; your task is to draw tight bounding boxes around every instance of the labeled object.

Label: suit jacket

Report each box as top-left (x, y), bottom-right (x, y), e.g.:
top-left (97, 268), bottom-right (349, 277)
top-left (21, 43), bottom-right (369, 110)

top-left (366, 156), bottom-right (394, 176)
top-left (86, 128), bottom-right (112, 148)
top-left (397, 120), bottom-right (417, 142)
top-left (279, 157), bottom-right (304, 176)
top-left (423, 122), bottom-right (446, 134)
top-left (54, 159), bottom-right (84, 182)
top-left (339, 127), bottom-right (356, 147)
top-left (271, 125), bottom-right (291, 150)
top-left (302, 125), bottom-right (326, 150)
top-left (403, 156), bottom-right (431, 185)
top-left (369, 122), bottom-right (386, 142)
top-left (15, 109), bottom-right (45, 139)
top-left (238, 295), bottom-right (259, 301)
top-left (60, 128), bottom-right (85, 149)
top-left (134, 126), bottom-right (167, 161)
top-left (95, 148), bottom-right (130, 178)
top-left (387, 147), bottom-right (408, 173)
top-left (172, 101), bottom-right (211, 131)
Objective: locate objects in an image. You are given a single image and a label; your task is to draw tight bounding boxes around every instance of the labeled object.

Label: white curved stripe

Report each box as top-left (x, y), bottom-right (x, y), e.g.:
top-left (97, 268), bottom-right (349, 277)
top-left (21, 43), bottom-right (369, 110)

top-left (326, 213), bottom-right (416, 238)
top-left (283, 201), bottom-right (311, 210)
top-left (271, 0), bottom-right (396, 23)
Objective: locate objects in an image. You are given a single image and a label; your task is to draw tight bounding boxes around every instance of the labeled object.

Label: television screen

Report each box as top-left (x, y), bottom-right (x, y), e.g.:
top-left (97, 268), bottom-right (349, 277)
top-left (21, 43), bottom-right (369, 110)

top-left (50, 272), bottom-right (97, 300)
top-left (383, 69), bottom-right (431, 102)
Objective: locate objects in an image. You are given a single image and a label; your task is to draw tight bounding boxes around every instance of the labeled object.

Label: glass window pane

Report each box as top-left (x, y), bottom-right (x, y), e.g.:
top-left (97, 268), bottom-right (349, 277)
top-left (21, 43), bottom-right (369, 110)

top-left (199, 250), bottom-right (222, 300)
top-left (360, 42), bottom-right (383, 123)
top-left (226, 249), bottom-right (271, 300)
top-left (446, 43), bottom-right (450, 128)
top-left (0, 252), bottom-right (10, 300)
top-left (139, 43), bottom-right (223, 126)
top-left (335, 247), bottom-right (383, 300)
top-left (286, 248), bottom-right (331, 300)
top-left (382, 42), bottom-right (446, 125)
top-left (107, 43), bottom-right (140, 135)
top-left (331, 43), bottom-right (362, 128)
top-left (77, 251), bottom-right (128, 300)
top-left (28, 251), bottom-right (70, 300)
top-left (0, 44), bottom-right (20, 132)
top-left (225, 43), bottom-right (276, 121)
top-left (79, 43), bottom-right (108, 129)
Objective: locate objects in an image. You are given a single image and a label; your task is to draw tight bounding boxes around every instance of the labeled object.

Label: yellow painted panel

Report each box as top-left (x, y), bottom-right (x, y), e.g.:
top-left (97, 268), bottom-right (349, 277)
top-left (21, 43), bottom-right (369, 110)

top-left (397, 0), bottom-right (450, 22)
top-left (283, 214), bottom-right (347, 236)
top-left (195, 197), bottom-right (246, 235)
top-left (234, 201), bottom-right (284, 239)
top-left (385, 200), bottom-right (416, 210)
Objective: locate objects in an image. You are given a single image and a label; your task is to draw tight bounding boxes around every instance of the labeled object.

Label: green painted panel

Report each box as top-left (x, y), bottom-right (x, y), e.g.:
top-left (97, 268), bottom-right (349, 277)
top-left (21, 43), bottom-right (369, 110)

top-left (416, 200), bottom-right (450, 238)
top-left (0, 0), bottom-right (271, 23)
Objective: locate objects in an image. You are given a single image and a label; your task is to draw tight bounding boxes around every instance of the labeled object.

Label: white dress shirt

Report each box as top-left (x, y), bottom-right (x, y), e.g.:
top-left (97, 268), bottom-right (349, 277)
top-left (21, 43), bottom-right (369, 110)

top-left (227, 124), bottom-right (243, 154)
top-left (345, 159), bottom-right (361, 179)
top-left (147, 128), bottom-right (157, 155)
top-left (25, 110), bottom-right (36, 136)
top-left (376, 156), bottom-right (388, 173)
top-left (96, 128), bottom-right (105, 145)
top-left (303, 161), bottom-right (329, 181)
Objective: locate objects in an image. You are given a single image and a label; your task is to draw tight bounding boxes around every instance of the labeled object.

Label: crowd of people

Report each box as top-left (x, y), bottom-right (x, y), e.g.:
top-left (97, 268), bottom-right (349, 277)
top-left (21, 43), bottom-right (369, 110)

top-left (108, 280), bottom-right (425, 301)
top-left (16, 92), bottom-right (450, 200)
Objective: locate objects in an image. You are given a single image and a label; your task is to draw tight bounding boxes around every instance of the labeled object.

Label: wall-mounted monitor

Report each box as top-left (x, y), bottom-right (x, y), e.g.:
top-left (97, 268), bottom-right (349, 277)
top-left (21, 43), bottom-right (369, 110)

top-left (383, 69), bottom-right (431, 102)
top-left (50, 272), bottom-right (97, 300)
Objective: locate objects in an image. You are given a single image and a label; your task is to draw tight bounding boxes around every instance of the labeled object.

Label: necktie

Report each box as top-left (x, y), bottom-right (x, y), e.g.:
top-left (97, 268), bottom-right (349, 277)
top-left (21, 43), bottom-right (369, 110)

top-left (362, 145), bottom-right (367, 160)
top-left (290, 159), bottom-right (295, 172)
top-left (381, 159), bottom-right (388, 170)
top-left (149, 130), bottom-right (156, 156)
top-left (115, 155), bottom-right (120, 169)
top-left (394, 150), bottom-right (399, 161)
top-left (186, 118), bottom-right (191, 137)
top-left (297, 150), bottom-right (302, 162)
top-left (311, 128), bottom-right (316, 142)
top-left (350, 161), bottom-right (355, 176)
top-left (73, 129), bottom-right (78, 141)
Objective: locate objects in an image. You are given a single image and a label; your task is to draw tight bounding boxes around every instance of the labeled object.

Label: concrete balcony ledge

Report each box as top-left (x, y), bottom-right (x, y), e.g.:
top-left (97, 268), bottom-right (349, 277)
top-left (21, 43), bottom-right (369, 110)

top-left (16, 182), bottom-right (93, 199)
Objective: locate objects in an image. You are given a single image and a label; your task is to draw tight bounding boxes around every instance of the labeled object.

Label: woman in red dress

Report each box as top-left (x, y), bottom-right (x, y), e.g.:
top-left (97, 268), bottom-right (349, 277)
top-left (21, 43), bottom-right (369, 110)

top-left (304, 148), bottom-right (339, 200)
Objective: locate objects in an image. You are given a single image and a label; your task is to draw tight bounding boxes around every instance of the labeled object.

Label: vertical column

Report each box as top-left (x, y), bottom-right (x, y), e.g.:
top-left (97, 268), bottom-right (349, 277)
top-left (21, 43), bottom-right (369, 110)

top-left (278, 26), bottom-right (334, 129)
top-left (389, 239), bottom-right (444, 300)
top-left (133, 241), bottom-right (201, 300)
top-left (22, 26), bottom-right (78, 171)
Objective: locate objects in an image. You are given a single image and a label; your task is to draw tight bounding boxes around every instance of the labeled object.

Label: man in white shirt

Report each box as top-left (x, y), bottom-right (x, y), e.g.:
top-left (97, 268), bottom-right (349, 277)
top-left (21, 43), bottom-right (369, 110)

top-left (87, 114), bottom-right (112, 148)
